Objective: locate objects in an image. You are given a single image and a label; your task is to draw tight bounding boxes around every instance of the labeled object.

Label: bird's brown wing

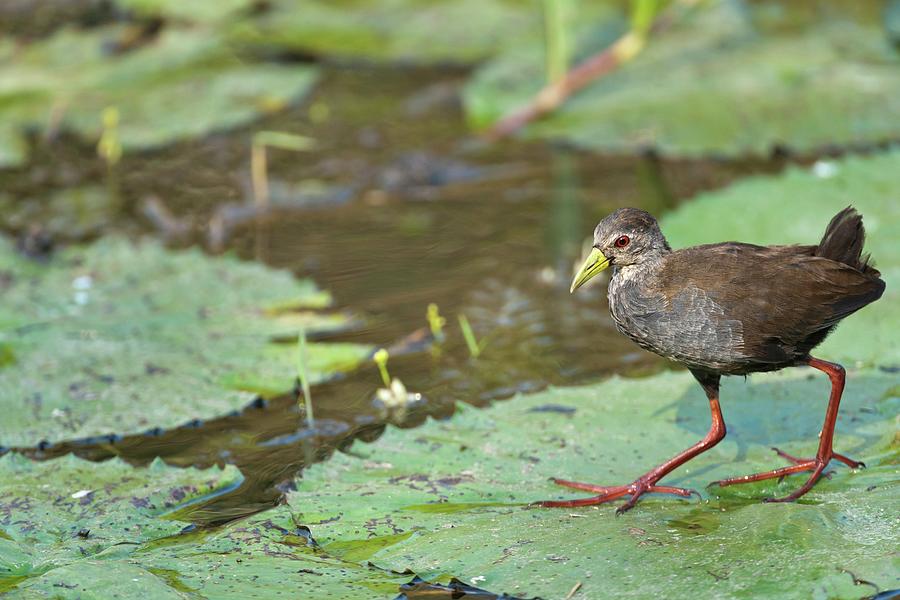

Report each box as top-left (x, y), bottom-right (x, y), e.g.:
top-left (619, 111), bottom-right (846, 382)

top-left (658, 243), bottom-right (884, 368)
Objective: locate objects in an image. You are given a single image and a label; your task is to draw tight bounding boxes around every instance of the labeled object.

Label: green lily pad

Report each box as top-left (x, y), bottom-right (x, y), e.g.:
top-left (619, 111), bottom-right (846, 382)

top-left (0, 24), bottom-right (318, 167)
top-left (661, 151), bottom-right (900, 368)
top-left (114, 0), bottom-right (255, 24)
top-left (464, 1), bottom-right (900, 156)
top-left (0, 237), bottom-right (370, 447)
top-left (228, 0), bottom-right (558, 65)
top-left (1, 453), bottom-right (411, 597)
top-left (0, 452), bottom-right (241, 591)
top-left (290, 368), bottom-right (899, 599)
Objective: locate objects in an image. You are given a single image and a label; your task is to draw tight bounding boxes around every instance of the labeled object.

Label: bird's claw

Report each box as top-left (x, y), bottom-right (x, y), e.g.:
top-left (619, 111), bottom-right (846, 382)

top-left (539, 477), bottom-right (700, 511)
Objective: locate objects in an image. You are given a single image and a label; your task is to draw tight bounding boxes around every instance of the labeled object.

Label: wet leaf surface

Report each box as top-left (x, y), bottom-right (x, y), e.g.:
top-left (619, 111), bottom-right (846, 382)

top-left (0, 237), bottom-right (370, 446)
top-left (465, 0), bottom-right (900, 156)
top-left (290, 369), bottom-right (899, 599)
top-left (228, 0), bottom-right (545, 65)
top-left (0, 453), bottom-right (240, 592)
top-left (0, 454), bottom-right (415, 598)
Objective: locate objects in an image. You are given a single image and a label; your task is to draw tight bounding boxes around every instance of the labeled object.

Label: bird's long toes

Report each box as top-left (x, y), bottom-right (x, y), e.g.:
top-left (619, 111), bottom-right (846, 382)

top-left (615, 502), bottom-right (636, 516)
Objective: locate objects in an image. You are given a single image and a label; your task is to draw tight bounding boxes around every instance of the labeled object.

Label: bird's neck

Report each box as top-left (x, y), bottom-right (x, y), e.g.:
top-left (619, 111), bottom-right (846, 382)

top-left (612, 252), bottom-right (666, 284)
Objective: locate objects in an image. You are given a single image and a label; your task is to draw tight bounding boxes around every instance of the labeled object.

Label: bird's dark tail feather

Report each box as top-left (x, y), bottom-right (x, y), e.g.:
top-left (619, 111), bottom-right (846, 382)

top-left (816, 206), bottom-right (878, 275)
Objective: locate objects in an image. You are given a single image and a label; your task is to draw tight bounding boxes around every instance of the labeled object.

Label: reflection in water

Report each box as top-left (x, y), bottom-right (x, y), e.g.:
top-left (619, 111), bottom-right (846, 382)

top-left (4, 67), bottom-right (790, 525)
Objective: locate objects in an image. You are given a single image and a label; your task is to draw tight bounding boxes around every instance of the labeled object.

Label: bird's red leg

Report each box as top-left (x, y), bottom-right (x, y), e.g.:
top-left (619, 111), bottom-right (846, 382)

top-left (540, 372), bottom-right (725, 513)
top-left (711, 357), bottom-right (863, 502)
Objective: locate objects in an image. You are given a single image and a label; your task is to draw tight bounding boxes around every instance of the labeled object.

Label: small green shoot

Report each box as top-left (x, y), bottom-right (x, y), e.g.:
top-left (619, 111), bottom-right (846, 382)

top-left (426, 303), bottom-right (446, 342)
top-left (457, 314), bottom-right (482, 359)
top-left (97, 106), bottom-right (122, 167)
top-left (0, 341), bottom-right (15, 368)
top-left (251, 131), bottom-right (316, 207)
top-left (630, 0), bottom-right (665, 38)
top-left (542, 0), bottom-right (571, 83)
top-left (295, 329), bottom-right (314, 426)
top-left (374, 348), bottom-right (391, 388)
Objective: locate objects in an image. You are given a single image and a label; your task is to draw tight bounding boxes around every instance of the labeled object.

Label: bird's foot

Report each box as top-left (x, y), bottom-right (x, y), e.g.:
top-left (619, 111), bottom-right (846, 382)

top-left (771, 447), bottom-right (864, 470)
top-left (537, 477), bottom-right (700, 514)
top-left (709, 447), bottom-right (865, 503)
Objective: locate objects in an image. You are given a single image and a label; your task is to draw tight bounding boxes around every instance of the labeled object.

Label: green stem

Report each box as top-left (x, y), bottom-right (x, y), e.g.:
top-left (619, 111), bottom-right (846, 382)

top-left (542, 0), bottom-right (570, 84)
top-left (296, 329), bottom-right (314, 426)
top-left (458, 314), bottom-right (481, 359)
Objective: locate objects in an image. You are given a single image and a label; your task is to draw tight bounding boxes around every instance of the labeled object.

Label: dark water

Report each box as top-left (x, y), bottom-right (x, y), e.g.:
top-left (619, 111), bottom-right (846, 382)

top-left (5, 67), bottom-right (791, 524)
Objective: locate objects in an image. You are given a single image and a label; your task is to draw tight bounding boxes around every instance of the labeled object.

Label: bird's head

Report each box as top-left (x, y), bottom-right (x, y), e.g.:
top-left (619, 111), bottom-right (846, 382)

top-left (570, 208), bottom-right (670, 293)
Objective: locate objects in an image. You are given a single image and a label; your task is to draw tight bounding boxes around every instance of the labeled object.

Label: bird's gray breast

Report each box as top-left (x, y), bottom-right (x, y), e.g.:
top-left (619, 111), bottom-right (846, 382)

top-left (608, 267), bottom-right (746, 371)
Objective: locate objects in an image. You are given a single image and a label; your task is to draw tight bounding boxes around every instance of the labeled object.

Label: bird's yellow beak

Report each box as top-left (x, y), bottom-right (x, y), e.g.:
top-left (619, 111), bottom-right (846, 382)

top-left (570, 248), bottom-right (610, 293)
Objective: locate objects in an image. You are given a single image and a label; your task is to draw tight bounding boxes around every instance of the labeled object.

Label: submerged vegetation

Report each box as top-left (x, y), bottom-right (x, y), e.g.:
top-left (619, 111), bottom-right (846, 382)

top-left (1, 0), bottom-right (899, 597)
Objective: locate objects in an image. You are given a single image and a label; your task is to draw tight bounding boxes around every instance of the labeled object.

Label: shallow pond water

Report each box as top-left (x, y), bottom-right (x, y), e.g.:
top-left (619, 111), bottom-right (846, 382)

top-left (3, 66), bottom-right (794, 525)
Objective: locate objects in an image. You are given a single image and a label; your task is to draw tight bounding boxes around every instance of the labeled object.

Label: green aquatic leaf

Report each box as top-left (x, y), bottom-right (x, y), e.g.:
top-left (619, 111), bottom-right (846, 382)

top-left (228, 0), bottom-right (567, 65)
top-left (0, 24), bottom-right (318, 167)
top-left (465, 0), bottom-right (900, 156)
top-left (0, 453), bottom-right (240, 590)
top-left (0, 237), bottom-right (369, 446)
top-left (0, 454), bottom-right (410, 598)
top-left (661, 151), bottom-right (900, 368)
top-left (114, 0), bottom-right (254, 24)
top-left (290, 369), bottom-right (899, 599)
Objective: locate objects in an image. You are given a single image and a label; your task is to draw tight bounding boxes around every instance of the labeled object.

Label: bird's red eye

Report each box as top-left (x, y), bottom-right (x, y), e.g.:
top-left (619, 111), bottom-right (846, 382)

top-left (614, 235), bottom-right (630, 248)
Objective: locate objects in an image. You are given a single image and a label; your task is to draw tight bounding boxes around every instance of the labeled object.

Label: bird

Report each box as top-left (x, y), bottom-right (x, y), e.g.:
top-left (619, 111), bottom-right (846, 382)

top-left (543, 206), bottom-right (885, 513)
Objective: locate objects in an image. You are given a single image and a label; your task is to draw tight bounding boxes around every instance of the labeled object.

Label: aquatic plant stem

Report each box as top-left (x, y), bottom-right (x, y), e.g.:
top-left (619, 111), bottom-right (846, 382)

top-left (250, 131), bottom-right (316, 207)
top-left (426, 303), bottom-right (446, 342)
top-left (374, 348), bottom-right (392, 388)
top-left (296, 329), bottom-right (314, 427)
top-left (542, 0), bottom-right (571, 84)
top-left (251, 142), bottom-right (269, 207)
top-left (485, 0), bottom-right (701, 141)
top-left (458, 314), bottom-right (481, 358)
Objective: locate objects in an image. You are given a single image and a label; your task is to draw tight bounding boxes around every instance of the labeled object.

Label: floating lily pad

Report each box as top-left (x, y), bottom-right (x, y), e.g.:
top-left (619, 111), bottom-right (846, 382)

top-left (290, 368), bottom-right (899, 599)
top-left (0, 24), bottom-right (318, 167)
top-left (0, 452), bottom-right (241, 591)
top-left (0, 237), bottom-right (370, 446)
top-left (114, 0), bottom-right (254, 24)
top-left (228, 0), bottom-right (555, 65)
top-left (661, 152), bottom-right (900, 368)
top-left (0, 453), bottom-right (412, 597)
top-left (465, 1), bottom-right (900, 156)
